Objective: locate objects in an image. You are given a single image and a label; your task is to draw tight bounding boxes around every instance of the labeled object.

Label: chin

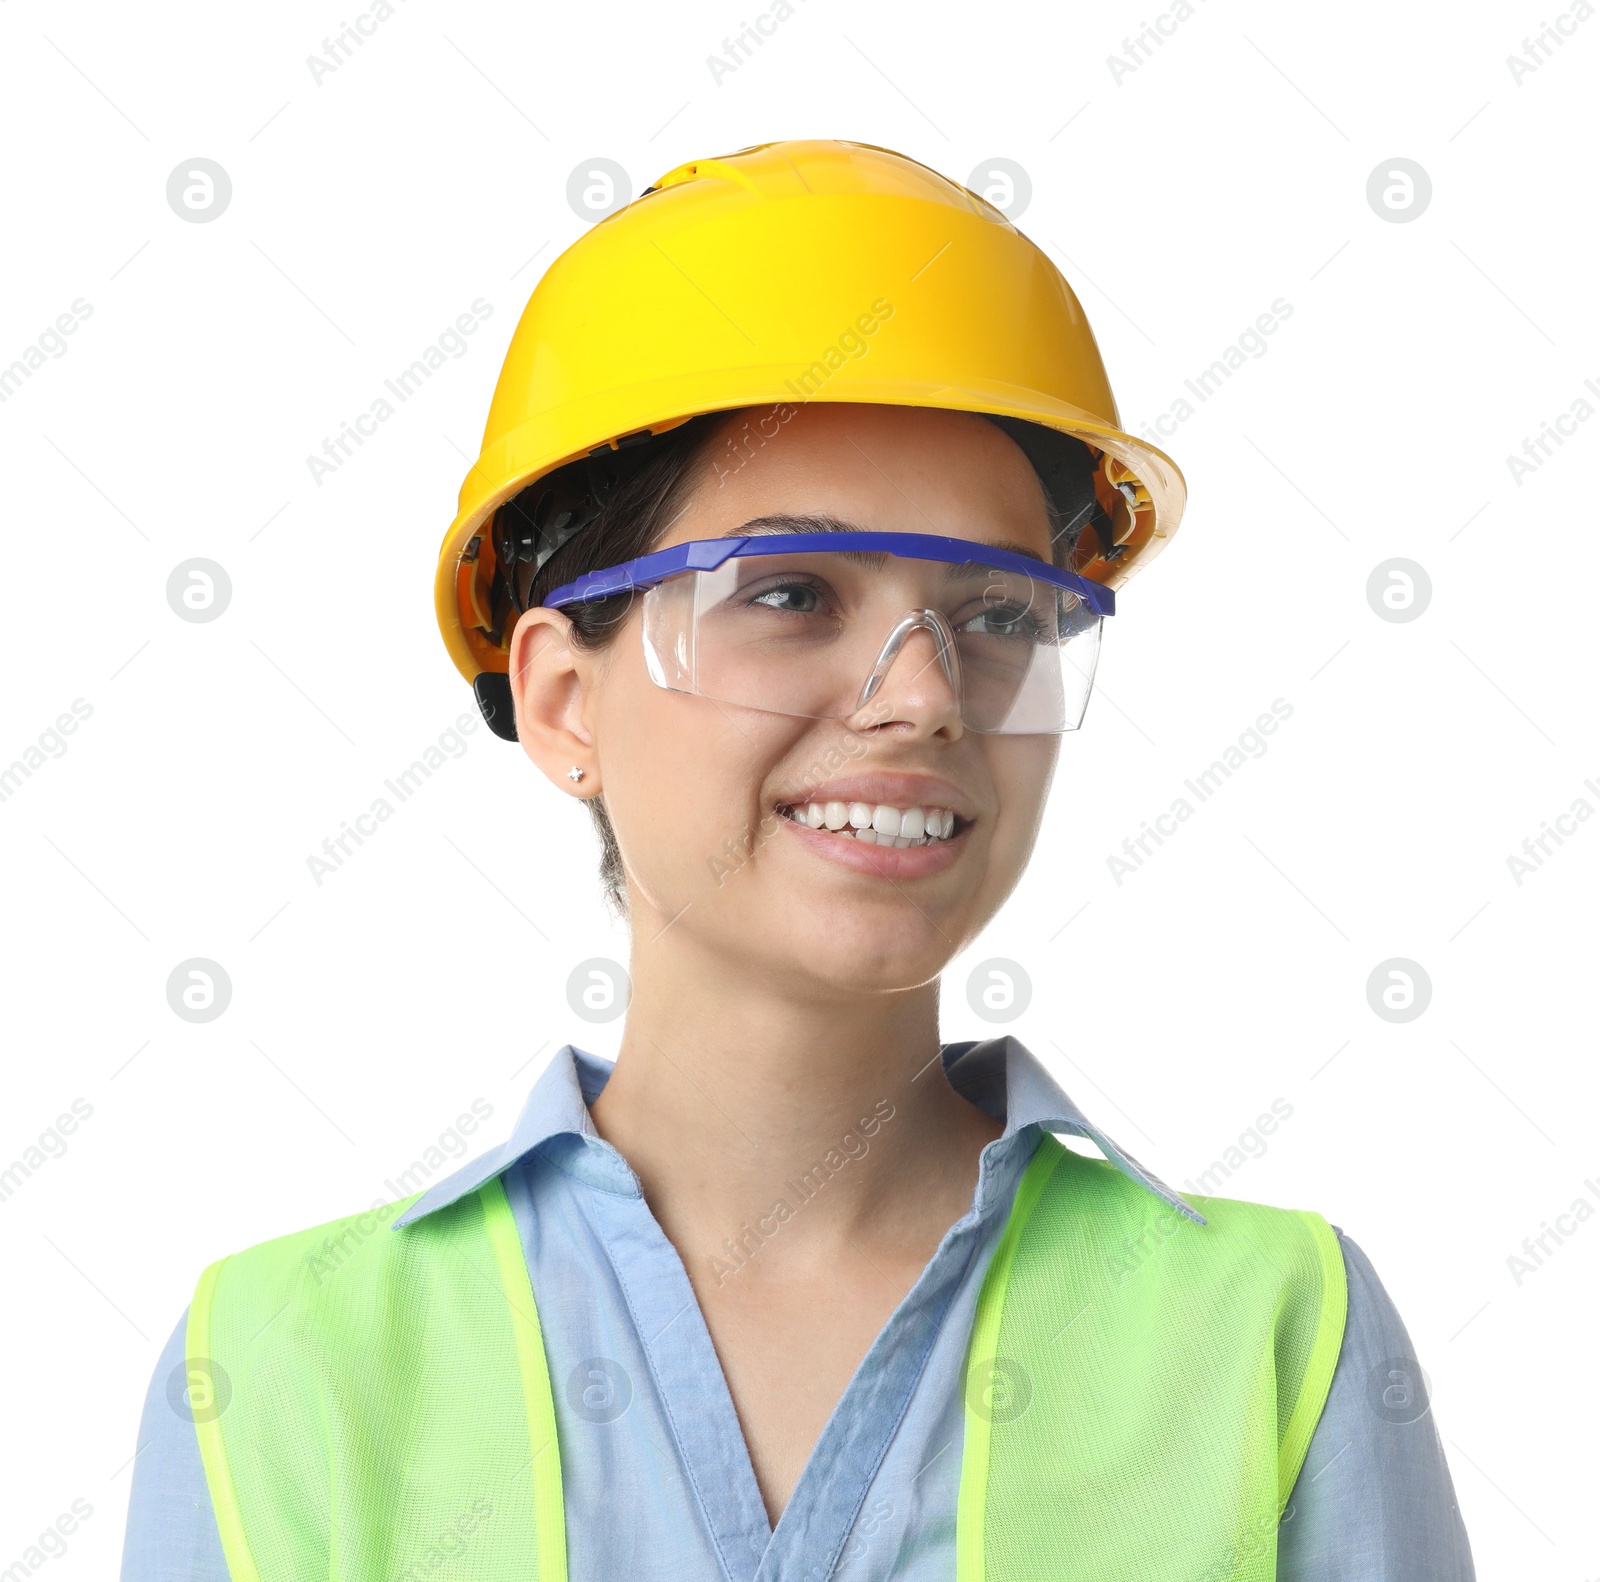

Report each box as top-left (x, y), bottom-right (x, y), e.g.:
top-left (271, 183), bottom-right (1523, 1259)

top-left (777, 955), bottom-right (946, 1002)
top-left (744, 905), bottom-right (959, 997)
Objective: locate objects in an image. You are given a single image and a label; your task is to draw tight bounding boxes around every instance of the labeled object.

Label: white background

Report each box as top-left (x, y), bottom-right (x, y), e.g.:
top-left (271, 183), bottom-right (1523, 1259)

top-left (2, 0), bottom-right (1595, 1575)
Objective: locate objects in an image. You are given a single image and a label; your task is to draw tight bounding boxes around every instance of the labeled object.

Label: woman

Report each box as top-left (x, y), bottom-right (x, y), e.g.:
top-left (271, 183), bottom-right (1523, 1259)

top-left (121, 140), bottom-right (1474, 1580)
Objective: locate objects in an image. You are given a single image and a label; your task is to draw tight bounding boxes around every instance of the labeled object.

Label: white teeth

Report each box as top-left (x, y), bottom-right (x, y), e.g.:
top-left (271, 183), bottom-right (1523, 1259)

top-left (785, 800), bottom-right (962, 846)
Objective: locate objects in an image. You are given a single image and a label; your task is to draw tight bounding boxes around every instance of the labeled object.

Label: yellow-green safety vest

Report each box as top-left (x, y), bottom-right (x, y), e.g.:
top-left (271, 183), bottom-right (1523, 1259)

top-left (184, 1132), bottom-right (1346, 1580)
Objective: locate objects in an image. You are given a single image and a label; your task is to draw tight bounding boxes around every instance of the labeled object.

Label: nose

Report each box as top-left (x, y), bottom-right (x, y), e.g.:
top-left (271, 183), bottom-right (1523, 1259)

top-left (849, 610), bottom-right (965, 736)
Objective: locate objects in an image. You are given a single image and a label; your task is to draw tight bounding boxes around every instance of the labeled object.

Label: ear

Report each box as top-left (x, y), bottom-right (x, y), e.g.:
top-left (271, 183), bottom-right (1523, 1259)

top-left (507, 606), bottom-right (601, 798)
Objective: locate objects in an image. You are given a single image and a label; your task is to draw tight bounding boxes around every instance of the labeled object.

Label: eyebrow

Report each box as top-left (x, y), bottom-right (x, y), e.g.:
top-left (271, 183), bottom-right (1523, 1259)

top-left (732, 513), bottom-right (1051, 569)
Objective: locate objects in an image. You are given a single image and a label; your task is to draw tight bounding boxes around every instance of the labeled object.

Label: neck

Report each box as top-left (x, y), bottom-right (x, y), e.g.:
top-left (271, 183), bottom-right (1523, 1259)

top-left (588, 943), bottom-right (1003, 1293)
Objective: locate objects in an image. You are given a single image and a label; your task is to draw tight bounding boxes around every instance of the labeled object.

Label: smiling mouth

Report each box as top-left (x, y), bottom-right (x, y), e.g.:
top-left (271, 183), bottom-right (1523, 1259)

top-left (776, 799), bottom-right (966, 848)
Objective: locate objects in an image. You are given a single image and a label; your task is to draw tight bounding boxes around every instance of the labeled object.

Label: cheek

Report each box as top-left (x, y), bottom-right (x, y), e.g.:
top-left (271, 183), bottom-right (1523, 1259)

top-left (592, 659), bottom-right (773, 902)
top-left (985, 736), bottom-right (1059, 851)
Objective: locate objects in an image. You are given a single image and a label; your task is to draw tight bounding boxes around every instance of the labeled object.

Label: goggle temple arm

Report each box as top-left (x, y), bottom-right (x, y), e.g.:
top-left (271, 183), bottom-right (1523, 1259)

top-left (543, 532), bottom-right (1118, 616)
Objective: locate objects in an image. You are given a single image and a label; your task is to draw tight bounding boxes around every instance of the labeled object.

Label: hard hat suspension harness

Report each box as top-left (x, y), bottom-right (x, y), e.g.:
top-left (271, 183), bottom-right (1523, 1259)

top-left (468, 416), bottom-right (1120, 741)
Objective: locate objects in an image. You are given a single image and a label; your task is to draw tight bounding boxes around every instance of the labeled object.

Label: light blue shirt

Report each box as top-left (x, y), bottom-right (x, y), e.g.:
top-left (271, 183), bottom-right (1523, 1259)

top-left (121, 1037), bottom-right (1474, 1579)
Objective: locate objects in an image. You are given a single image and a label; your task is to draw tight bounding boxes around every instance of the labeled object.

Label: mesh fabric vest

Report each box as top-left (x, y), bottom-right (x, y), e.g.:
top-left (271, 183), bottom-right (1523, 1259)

top-left (185, 1133), bottom-right (1345, 1581)
top-left (185, 1180), bottom-right (565, 1582)
top-left (957, 1134), bottom-right (1346, 1579)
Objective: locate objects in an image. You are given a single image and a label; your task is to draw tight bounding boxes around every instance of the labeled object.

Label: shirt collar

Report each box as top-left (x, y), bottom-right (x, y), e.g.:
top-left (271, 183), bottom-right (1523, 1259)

top-left (390, 1036), bottom-right (1204, 1230)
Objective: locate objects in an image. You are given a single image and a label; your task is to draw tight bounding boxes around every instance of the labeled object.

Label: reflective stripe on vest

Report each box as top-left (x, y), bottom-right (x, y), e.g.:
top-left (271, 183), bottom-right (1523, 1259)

top-left (957, 1134), bottom-right (1347, 1580)
top-left (186, 1132), bottom-right (1345, 1581)
top-left (186, 1180), bottom-right (567, 1582)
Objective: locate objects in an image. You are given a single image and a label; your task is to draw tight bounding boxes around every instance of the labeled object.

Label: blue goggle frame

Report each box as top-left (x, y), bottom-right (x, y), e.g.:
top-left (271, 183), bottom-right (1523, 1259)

top-left (541, 531), bottom-right (1117, 618)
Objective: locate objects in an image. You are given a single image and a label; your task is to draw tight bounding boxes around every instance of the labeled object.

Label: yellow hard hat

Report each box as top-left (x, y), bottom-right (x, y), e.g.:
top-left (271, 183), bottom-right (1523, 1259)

top-left (435, 138), bottom-right (1186, 719)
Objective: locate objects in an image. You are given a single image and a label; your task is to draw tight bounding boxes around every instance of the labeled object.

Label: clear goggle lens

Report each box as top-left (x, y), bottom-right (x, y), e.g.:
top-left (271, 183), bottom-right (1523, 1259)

top-left (638, 550), bottom-right (1102, 734)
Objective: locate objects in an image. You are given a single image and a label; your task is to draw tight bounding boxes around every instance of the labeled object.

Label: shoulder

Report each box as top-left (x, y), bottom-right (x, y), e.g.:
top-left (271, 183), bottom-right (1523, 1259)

top-left (1186, 1185), bottom-right (1347, 1294)
top-left (1278, 1226), bottom-right (1477, 1578)
top-left (188, 1180), bottom-right (534, 1365)
top-left (1330, 1224), bottom-right (1415, 1337)
top-left (121, 1307), bottom-right (230, 1582)
top-left (187, 1189), bottom-right (431, 1352)
top-left (1320, 1223), bottom-right (1435, 1428)
top-left (1029, 1145), bottom-right (1348, 1346)
top-left (1048, 1143), bottom-right (1346, 1288)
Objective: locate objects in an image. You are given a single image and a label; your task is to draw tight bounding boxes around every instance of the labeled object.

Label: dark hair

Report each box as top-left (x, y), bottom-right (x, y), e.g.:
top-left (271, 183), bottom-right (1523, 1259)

top-left (494, 406), bottom-right (1112, 916)
top-left (499, 410), bottom-right (733, 914)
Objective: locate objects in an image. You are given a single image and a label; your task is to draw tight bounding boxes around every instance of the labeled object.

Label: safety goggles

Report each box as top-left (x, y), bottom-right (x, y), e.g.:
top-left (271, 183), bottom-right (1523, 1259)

top-left (543, 532), bottom-right (1114, 735)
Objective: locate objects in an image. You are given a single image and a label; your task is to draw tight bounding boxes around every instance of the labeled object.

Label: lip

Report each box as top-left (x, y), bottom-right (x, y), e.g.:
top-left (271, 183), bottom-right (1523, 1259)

top-left (778, 809), bottom-right (970, 879)
top-left (772, 772), bottom-right (976, 821)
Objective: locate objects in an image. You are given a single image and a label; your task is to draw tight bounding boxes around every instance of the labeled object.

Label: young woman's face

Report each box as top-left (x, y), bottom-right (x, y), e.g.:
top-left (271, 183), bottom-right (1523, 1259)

top-left (522, 401), bottom-right (1064, 994)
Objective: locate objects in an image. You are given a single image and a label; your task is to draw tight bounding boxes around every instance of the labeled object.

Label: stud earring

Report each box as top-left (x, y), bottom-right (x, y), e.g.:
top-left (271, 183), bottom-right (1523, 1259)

top-left (567, 766), bottom-right (585, 784)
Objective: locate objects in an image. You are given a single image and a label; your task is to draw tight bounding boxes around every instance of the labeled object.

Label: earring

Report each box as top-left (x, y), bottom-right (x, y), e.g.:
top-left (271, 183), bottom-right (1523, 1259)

top-left (567, 766), bottom-right (585, 784)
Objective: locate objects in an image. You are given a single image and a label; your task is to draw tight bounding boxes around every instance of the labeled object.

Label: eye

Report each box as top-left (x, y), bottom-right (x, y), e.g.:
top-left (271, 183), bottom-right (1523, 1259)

top-left (743, 576), bottom-right (832, 615)
top-left (953, 600), bottom-right (1050, 639)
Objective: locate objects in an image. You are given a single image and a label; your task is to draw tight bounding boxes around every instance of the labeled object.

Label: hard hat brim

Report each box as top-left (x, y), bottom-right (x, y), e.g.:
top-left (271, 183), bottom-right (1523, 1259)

top-left (434, 378), bottom-right (1184, 688)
